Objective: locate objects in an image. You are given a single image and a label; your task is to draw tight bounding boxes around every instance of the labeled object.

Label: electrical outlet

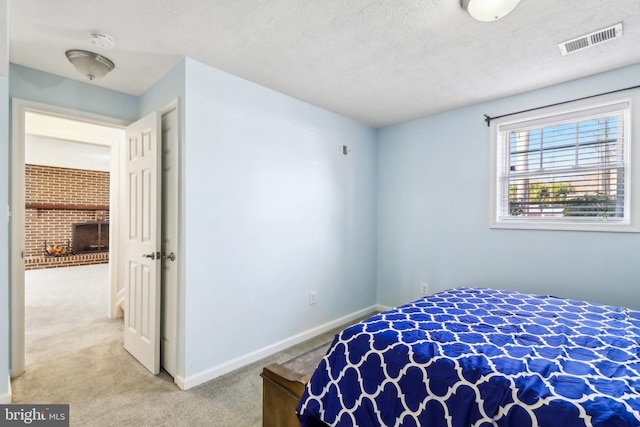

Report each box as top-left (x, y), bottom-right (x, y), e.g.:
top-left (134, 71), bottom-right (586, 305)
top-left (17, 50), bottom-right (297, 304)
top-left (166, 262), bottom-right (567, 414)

top-left (420, 283), bottom-right (429, 295)
top-left (309, 291), bottom-right (317, 305)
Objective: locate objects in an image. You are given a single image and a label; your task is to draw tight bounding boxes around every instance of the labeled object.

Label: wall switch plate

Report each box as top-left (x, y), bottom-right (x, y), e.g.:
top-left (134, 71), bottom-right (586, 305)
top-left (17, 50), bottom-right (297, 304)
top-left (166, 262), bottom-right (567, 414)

top-left (420, 283), bottom-right (429, 295)
top-left (309, 291), bottom-right (317, 305)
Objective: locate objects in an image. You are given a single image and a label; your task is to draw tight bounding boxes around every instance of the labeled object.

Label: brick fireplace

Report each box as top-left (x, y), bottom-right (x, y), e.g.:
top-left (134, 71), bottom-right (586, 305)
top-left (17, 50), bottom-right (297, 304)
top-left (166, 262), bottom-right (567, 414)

top-left (25, 164), bottom-right (110, 270)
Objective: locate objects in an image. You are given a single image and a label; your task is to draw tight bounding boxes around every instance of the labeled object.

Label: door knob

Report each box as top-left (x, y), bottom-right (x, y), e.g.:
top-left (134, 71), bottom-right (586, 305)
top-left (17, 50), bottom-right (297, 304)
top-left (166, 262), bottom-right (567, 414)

top-left (143, 252), bottom-right (159, 260)
top-left (161, 252), bottom-right (176, 262)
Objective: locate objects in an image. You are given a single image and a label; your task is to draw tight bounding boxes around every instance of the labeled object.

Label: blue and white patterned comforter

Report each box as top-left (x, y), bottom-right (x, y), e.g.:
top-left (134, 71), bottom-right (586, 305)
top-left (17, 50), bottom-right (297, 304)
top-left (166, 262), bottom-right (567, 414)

top-left (296, 288), bottom-right (640, 427)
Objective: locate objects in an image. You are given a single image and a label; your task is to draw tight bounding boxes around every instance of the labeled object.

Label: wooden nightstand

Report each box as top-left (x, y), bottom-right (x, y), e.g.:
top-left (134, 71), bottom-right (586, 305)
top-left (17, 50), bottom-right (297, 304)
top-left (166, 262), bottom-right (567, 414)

top-left (261, 343), bottom-right (330, 427)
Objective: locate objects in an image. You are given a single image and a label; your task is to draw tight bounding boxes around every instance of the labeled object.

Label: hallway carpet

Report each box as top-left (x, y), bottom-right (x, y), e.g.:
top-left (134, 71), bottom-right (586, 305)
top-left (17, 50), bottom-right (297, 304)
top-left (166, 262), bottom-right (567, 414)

top-left (11, 264), bottom-right (360, 426)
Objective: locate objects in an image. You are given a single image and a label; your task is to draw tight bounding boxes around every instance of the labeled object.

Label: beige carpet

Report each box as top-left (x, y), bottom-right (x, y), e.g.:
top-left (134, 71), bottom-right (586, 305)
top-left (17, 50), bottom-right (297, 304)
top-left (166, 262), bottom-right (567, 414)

top-left (11, 264), bottom-right (360, 426)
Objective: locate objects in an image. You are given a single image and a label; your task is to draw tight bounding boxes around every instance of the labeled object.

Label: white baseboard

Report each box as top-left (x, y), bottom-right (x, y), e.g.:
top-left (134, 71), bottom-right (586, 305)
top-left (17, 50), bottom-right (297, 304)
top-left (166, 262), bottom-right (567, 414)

top-left (0, 376), bottom-right (12, 404)
top-left (375, 304), bottom-right (391, 312)
top-left (174, 375), bottom-right (186, 391)
top-left (179, 305), bottom-right (377, 391)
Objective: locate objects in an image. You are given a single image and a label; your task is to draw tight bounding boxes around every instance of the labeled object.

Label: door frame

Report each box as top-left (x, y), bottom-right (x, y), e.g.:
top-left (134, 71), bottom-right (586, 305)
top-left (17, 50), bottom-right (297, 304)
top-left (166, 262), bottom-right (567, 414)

top-left (159, 104), bottom-right (179, 378)
top-left (10, 98), bottom-right (129, 377)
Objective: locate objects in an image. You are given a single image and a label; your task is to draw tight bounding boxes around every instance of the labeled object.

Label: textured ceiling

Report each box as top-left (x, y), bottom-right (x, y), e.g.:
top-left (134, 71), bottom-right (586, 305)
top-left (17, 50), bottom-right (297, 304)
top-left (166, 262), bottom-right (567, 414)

top-left (9, 0), bottom-right (640, 127)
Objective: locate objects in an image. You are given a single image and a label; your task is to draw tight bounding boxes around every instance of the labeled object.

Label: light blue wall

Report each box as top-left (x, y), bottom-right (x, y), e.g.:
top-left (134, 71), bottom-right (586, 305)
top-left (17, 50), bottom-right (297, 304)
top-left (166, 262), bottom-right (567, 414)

top-left (377, 64), bottom-right (640, 310)
top-left (139, 60), bottom-right (185, 118)
top-left (1, 0), bottom-right (9, 401)
top-left (182, 58), bottom-right (377, 380)
top-left (0, 73), bottom-right (9, 402)
top-left (9, 64), bottom-right (139, 121)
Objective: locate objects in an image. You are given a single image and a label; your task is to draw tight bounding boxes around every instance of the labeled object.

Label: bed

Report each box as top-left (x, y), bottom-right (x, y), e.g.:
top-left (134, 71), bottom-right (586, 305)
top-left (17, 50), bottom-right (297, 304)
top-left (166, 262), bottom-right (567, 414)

top-left (296, 287), bottom-right (640, 426)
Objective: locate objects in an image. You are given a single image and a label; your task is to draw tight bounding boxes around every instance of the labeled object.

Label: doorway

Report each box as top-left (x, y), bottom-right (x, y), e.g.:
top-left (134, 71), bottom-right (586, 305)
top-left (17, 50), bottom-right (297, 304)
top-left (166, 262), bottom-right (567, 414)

top-left (22, 110), bottom-right (121, 369)
top-left (10, 99), bottom-right (179, 384)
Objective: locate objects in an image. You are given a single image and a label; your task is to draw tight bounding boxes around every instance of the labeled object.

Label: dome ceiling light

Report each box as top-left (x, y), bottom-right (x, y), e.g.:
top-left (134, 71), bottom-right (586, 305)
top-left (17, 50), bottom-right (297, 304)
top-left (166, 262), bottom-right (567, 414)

top-left (461, 0), bottom-right (522, 22)
top-left (65, 49), bottom-right (115, 80)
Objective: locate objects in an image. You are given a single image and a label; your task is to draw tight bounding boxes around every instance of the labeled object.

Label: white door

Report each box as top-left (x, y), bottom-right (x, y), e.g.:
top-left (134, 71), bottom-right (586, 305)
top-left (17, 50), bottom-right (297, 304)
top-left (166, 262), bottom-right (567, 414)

top-left (123, 111), bottom-right (162, 374)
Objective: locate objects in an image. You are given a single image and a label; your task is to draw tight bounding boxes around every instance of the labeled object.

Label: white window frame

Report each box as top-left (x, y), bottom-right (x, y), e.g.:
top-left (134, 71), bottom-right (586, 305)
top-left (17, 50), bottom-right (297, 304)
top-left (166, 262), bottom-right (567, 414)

top-left (489, 91), bottom-right (640, 232)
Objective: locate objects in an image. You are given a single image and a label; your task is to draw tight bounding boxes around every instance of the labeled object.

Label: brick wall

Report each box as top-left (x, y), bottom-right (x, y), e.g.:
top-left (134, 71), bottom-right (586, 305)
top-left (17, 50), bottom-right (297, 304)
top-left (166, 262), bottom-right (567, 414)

top-left (25, 164), bottom-right (110, 270)
top-left (24, 252), bottom-right (109, 270)
top-left (26, 164), bottom-right (110, 206)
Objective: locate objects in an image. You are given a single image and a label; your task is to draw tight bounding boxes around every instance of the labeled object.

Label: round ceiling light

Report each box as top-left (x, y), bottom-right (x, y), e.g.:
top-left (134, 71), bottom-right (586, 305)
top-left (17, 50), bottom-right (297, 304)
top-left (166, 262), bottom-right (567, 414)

top-left (461, 0), bottom-right (522, 22)
top-left (65, 49), bottom-right (115, 80)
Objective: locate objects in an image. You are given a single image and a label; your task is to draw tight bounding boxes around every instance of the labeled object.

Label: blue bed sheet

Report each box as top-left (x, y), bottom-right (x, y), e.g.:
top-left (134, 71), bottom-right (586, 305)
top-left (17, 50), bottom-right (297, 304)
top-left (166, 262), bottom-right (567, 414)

top-left (296, 287), bottom-right (640, 427)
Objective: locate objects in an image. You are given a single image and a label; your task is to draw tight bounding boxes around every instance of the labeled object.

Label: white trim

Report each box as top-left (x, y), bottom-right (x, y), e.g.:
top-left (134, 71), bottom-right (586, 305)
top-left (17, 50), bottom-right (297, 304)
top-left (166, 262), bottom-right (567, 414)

top-left (375, 304), bottom-right (392, 312)
top-left (108, 135), bottom-right (122, 319)
top-left (173, 375), bottom-right (187, 391)
top-left (490, 219), bottom-right (639, 233)
top-left (10, 100), bottom-right (26, 378)
top-left (158, 100), bottom-right (180, 380)
top-left (177, 305), bottom-right (377, 390)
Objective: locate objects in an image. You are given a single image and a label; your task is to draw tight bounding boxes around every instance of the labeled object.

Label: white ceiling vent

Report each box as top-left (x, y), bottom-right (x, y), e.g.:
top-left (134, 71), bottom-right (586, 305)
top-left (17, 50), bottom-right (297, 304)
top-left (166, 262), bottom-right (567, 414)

top-left (559, 23), bottom-right (623, 56)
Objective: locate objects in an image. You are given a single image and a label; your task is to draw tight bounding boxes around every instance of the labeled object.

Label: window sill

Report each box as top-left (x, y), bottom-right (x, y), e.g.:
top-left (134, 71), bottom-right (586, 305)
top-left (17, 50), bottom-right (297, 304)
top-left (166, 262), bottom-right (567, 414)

top-left (490, 219), bottom-right (639, 233)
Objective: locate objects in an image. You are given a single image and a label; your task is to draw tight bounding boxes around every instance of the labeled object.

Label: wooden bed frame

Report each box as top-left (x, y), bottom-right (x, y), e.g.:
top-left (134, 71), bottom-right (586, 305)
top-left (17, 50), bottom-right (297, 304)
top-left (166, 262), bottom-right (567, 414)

top-left (261, 343), bottom-right (330, 427)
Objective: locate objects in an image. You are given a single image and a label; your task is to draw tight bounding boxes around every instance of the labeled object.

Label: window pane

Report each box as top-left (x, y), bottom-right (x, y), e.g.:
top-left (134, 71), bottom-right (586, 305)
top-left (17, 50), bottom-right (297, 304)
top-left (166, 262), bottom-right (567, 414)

top-left (507, 169), bottom-right (622, 218)
top-left (501, 110), bottom-right (625, 221)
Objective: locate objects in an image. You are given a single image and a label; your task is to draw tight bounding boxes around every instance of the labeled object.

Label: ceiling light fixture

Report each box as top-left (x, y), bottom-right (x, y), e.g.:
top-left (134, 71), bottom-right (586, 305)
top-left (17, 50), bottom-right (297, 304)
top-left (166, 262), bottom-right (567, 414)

top-left (461, 0), bottom-right (522, 22)
top-left (65, 49), bottom-right (115, 80)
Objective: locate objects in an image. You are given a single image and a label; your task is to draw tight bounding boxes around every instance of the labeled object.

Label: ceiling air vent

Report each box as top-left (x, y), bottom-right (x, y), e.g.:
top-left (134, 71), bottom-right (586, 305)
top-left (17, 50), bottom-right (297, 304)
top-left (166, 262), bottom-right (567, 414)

top-left (558, 23), bottom-right (623, 56)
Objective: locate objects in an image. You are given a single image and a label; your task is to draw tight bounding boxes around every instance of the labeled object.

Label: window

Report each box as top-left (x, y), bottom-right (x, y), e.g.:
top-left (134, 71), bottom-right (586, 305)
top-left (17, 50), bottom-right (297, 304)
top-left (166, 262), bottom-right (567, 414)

top-left (490, 93), bottom-right (639, 232)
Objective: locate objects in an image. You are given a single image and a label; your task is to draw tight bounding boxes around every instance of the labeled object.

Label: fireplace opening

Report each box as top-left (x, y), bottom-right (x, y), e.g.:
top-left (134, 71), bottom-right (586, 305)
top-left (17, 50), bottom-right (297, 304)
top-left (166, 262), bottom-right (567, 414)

top-left (72, 222), bottom-right (109, 254)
